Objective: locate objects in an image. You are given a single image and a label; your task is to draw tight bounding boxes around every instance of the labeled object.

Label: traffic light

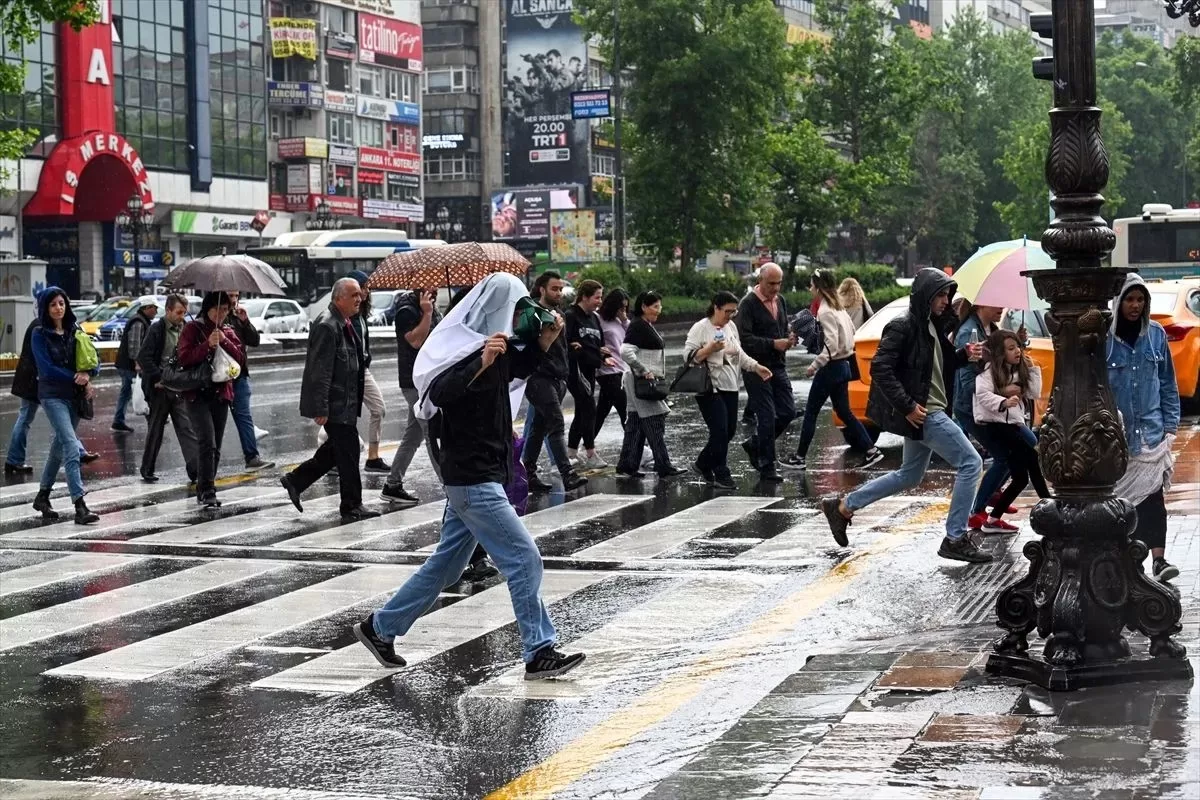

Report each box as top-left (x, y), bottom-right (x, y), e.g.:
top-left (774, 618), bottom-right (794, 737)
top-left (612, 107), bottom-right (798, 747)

top-left (1030, 12), bottom-right (1054, 81)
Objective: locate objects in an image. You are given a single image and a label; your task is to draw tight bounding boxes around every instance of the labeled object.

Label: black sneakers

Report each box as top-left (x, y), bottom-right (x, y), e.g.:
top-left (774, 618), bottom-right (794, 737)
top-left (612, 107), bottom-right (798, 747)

top-left (821, 496), bottom-right (850, 547)
top-left (353, 613), bottom-right (406, 668)
top-left (861, 448), bottom-right (885, 469)
top-left (364, 458), bottom-right (391, 473)
top-left (524, 645), bottom-right (586, 680)
top-left (527, 473), bottom-right (554, 492)
top-left (381, 483), bottom-right (420, 507)
top-left (779, 454), bottom-right (806, 471)
top-left (562, 471), bottom-right (589, 491)
top-left (1153, 557), bottom-right (1179, 582)
top-left (460, 558), bottom-right (500, 583)
top-left (341, 505), bottom-right (382, 521)
top-left (938, 535), bottom-right (993, 563)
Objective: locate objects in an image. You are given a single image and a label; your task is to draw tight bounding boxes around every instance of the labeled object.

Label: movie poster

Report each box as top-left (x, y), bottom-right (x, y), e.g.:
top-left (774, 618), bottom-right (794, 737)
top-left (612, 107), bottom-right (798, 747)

top-left (503, 0), bottom-right (589, 188)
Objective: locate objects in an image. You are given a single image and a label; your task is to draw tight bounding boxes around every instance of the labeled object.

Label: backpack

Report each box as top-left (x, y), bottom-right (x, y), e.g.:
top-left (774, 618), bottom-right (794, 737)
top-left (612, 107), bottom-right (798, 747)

top-left (789, 309), bottom-right (824, 355)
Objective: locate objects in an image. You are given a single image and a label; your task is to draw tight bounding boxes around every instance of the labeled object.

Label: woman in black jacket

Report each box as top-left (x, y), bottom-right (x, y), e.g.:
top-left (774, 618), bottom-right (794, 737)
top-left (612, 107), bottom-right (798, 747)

top-left (565, 280), bottom-right (608, 469)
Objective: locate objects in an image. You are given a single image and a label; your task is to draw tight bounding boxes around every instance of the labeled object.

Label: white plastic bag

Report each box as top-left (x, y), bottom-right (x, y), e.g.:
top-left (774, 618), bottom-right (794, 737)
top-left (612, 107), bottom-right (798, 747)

top-left (130, 377), bottom-right (150, 416)
top-left (211, 347), bottom-right (242, 383)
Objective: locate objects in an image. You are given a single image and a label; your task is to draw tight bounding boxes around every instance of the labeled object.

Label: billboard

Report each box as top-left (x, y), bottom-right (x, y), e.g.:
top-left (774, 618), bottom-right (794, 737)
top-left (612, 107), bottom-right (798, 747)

top-left (358, 13), bottom-right (422, 72)
top-left (491, 186), bottom-right (580, 241)
top-left (550, 209), bottom-right (611, 263)
top-left (571, 90), bottom-right (611, 119)
top-left (503, 0), bottom-right (589, 188)
top-left (269, 18), bottom-right (317, 60)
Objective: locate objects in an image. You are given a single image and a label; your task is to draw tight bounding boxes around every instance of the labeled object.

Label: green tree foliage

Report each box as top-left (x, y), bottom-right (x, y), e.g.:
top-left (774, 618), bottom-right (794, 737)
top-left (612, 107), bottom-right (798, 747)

top-left (1171, 35), bottom-right (1200, 204)
top-left (761, 119), bottom-right (843, 275)
top-left (576, 0), bottom-right (791, 272)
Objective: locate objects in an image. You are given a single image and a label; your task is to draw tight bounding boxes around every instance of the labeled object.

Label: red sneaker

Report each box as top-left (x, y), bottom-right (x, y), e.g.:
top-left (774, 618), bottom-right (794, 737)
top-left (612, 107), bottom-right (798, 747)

top-left (968, 512), bottom-right (987, 531)
top-left (989, 493), bottom-right (1018, 515)
top-left (981, 517), bottom-right (1020, 534)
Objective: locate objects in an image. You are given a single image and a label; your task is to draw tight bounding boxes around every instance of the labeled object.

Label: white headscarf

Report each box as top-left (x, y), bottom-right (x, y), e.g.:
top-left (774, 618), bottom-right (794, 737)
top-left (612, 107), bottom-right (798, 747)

top-left (412, 273), bottom-right (532, 420)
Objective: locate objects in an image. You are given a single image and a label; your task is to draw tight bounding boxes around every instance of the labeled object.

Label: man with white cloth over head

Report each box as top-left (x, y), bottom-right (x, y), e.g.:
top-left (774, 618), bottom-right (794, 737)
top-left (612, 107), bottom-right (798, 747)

top-left (352, 273), bottom-right (586, 679)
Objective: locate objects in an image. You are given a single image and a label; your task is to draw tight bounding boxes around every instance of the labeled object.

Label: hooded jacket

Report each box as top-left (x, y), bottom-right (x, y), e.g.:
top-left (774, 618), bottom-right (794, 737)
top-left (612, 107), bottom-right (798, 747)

top-left (29, 287), bottom-right (85, 402)
top-left (1106, 273), bottom-right (1179, 456)
top-left (866, 268), bottom-right (970, 439)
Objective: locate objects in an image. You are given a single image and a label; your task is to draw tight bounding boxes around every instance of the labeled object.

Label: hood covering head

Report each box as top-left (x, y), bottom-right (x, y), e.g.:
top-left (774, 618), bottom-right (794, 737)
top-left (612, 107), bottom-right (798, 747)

top-left (37, 286), bottom-right (76, 331)
top-left (910, 268), bottom-right (957, 322)
top-left (1111, 272), bottom-right (1151, 334)
top-left (411, 273), bottom-right (534, 420)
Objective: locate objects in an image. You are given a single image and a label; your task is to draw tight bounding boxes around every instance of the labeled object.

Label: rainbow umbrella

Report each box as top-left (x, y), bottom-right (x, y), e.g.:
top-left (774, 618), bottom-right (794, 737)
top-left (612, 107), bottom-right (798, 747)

top-left (953, 238), bottom-right (1054, 311)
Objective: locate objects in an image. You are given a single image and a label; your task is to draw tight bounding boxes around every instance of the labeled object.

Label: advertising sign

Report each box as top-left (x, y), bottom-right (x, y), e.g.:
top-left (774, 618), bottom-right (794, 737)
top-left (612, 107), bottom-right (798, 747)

top-left (171, 210), bottom-right (288, 239)
top-left (490, 186), bottom-right (580, 241)
top-left (277, 137), bottom-right (329, 160)
top-left (358, 146), bottom-right (420, 175)
top-left (267, 81), bottom-right (324, 107)
top-left (358, 13), bottom-right (422, 72)
top-left (324, 90), bottom-right (357, 113)
top-left (0, 214), bottom-right (17, 254)
top-left (270, 194), bottom-right (360, 215)
top-left (269, 18), bottom-right (317, 60)
top-left (357, 96), bottom-right (420, 125)
top-left (550, 209), bottom-right (610, 263)
top-left (286, 163), bottom-right (322, 194)
top-left (503, 0), bottom-right (590, 188)
top-left (362, 198), bottom-right (424, 223)
top-left (326, 31), bottom-right (357, 59)
top-left (323, 0), bottom-right (415, 17)
top-left (570, 90), bottom-right (611, 119)
top-left (328, 143), bottom-right (358, 165)
top-left (392, 123), bottom-right (420, 155)
top-left (423, 133), bottom-right (465, 151)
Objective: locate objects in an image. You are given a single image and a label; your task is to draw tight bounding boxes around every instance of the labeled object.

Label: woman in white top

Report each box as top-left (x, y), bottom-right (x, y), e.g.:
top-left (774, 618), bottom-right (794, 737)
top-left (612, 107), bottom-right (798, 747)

top-left (686, 291), bottom-right (772, 490)
top-left (782, 270), bottom-right (884, 471)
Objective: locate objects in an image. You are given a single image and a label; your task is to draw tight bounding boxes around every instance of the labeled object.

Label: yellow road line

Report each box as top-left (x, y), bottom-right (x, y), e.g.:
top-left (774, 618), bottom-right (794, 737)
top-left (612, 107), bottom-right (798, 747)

top-left (485, 501), bottom-right (950, 800)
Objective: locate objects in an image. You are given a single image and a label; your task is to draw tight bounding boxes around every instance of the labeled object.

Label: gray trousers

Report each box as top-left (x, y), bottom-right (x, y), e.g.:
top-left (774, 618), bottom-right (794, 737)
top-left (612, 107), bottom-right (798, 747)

top-left (388, 386), bottom-right (441, 485)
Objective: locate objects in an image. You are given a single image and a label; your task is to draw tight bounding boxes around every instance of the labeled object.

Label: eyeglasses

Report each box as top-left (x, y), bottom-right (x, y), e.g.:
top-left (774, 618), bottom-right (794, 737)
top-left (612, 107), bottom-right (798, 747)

top-left (721, 308), bottom-right (739, 317)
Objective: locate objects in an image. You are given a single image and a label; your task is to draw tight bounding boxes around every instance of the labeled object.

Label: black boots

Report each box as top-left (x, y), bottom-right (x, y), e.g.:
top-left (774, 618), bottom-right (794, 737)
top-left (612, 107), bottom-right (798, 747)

top-left (33, 489), bottom-right (60, 520)
top-left (74, 497), bottom-right (99, 525)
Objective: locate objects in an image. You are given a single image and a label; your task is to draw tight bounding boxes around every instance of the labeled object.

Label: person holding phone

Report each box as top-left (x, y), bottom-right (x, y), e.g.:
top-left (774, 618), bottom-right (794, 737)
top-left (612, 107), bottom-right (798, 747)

top-left (382, 287), bottom-right (442, 506)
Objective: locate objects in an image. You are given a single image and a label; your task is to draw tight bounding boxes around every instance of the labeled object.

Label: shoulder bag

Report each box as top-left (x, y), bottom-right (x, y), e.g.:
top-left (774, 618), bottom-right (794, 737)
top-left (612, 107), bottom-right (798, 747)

top-left (73, 329), bottom-right (99, 372)
top-left (74, 384), bottom-right (95, 420)
top-left (634, 373), bottom-right (669, 401)
top-left (162, 353), bottom-right (213, 392)
top-left (670, 350), bottom-right (712, 395)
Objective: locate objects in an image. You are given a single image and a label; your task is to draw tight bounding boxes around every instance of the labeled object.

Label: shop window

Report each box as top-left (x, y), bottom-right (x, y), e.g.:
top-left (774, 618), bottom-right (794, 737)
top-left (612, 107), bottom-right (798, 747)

top-left (326, 58), bottom-right (352, 92)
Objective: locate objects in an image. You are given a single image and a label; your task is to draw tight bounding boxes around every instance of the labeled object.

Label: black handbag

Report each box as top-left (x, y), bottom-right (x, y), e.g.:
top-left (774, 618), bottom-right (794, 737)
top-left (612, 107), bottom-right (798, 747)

top-left (634, 374), bottom-right (669, 401)
top-left (74, 385), bottom-right (94, 420)
top-left (670, 352), bottom-right (712, 395)
top-left (162, 354), bottom-right (213, 392)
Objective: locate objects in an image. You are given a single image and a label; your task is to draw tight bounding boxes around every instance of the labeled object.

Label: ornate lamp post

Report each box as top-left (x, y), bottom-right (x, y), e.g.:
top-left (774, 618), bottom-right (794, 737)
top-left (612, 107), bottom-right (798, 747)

top-left (986, 0), bottom-right (1194, 690)
top-left (305, 199), bottom-right (343, 231)
top-left (1165, 0), bottom-right (1200, 26)
top-left (114, 194), bottom-right (154, 294)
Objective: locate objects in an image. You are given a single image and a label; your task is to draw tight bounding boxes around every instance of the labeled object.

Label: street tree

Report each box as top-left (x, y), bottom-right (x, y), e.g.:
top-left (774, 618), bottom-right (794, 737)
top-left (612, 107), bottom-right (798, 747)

top-left (576, 0), bottom-right (791, 271)
top-left (1170, 34), bottom-right (1200, 205)
top-left (0, 0), bottom-right (98, 185)
top-left (761, 119), bottom-right (842, 276)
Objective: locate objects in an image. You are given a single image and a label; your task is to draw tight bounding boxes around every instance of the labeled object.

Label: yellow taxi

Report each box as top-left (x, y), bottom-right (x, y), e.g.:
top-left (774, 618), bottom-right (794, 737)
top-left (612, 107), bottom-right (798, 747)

top-left (1142, 278), bottom-right (1200, 405)
top-left (79, 297), bottom-right (132, 336)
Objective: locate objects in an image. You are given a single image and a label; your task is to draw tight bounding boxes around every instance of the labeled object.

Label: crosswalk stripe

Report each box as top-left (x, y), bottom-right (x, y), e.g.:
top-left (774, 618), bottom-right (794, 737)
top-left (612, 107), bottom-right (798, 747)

top-left (573, 496), bottom-right (780, 561)
top-left (0, 553), bottom-right (147, 598)
top-left (45, 565), bottom-right (419, 681)
top-left (416, 493), bottom-right (653, 553)
top-left (132, 491), bottom-right (348, 545)
top-left (0, 560), bottom-right (287, 651)
top-left (279, 501), bottom-right (447, 550)
top-left (735, 497), bottom-right (926, 562)
top-left (471, 573), bottom-right (783, 701)
top-left (251, 570), bottom-right (611, 694)
top-left (0, 481), bottom-right (185, 528)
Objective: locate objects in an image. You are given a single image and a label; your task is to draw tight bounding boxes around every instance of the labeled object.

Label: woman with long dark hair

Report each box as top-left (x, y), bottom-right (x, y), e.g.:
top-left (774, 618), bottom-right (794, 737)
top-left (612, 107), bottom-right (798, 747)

top-left (686, 291), bottom-right (771, 490)
top-left (565, 279), bottom-right (608, 468)
top-left (594, 288), bottom-right (629, 438)
top-left (176, 291), bottom-right (245, 508)
top-left (616, 291), bottom-right (686, 479)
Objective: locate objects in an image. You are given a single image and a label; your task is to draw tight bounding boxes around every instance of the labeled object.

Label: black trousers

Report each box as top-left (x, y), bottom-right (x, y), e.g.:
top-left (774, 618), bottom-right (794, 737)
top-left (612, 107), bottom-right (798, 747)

top-left (290, 421), bottom-right (363, 514)
top-left (1133, 489), bottom-right (1167, 550)
top-left (594, 373), bottom-right (627, 436)
top-left (142, 388), bottom-right (199, 481)
top-left (523, 376), bottom-right (571, 476)
top-left (617, 412), bottom-right (673, 475)
top-left (186, 396), bottom-right (229, 497)
top-left (743, 365), bottom-right (796, 469)
top-left (987, 423), bottom-right (1049, 518)
top-left (695, 391), bottom-right (739, 480)
top-left (567, 373), bottom-right (598, 450)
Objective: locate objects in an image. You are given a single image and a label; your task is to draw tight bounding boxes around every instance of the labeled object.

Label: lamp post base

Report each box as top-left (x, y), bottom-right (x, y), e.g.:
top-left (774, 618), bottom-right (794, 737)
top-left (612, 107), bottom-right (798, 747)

top-left (987, 651), bottom-right (1193, 692)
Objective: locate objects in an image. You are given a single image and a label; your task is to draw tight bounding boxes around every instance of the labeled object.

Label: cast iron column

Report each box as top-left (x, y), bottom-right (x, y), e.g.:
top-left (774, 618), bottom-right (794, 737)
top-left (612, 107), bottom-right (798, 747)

top-left (985, 0), bottom-right (1190, 691)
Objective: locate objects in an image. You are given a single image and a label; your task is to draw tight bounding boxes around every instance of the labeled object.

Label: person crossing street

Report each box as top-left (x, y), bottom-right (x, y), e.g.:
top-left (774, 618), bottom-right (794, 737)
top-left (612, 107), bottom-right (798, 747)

top-left (225, 291), bottom-right (274, 472)
top-left (381, 288), bottom-right (441, 506)
top-left (137, 294), bottom-right (199, 484)
top-left (111, 302), bottom-right (156, 433)
top-left (737, 263), bottom-right (797, 482)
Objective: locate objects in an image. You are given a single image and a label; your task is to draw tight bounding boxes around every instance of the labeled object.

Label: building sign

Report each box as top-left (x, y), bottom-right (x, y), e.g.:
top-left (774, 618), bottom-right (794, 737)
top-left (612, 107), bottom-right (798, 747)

top-left (423, 133), bottom-right (465, 151)
top-left (357, 96), bottom-right (420, 125)
top-left (277, 137), bottom-right (329, 160)
top-left (358, 13), bottom-right (422, 73)
top-left (58, 0), bottom-right (116, 139)
top-left (267, 81), bottom-right (324, 107)
top-left (357, 169), bottom-right (385, 185)
top-left (386, 171), bottom-right (421, 202)
top-left (324, 196), bottom-right (361, 216)
top-left (269, 18), bottom-right (318, 60)
top-left (358, 146), bottom-right (420, 175)
top-left (503, 0), bottom-right (590, 188)
top-left (490, 186), bottom-right (580, 241)
top-left (25, 131), bottom-right (155, 219)
top-left (392, 123), bottom-right (420, 155)
top-left (786, 24), bottom-right (831, 45)
top-left (286, 163), bottom-right (323, 194)
top-left (323, 0), bottom-right (415, 19)
top-left (270, 194), bottom-right (360, 216)
top-left (329, 164), bottom-right (355, 196)
top-left (0, 215), bottom-right (17, 254)
top-left (362, 198), bottom-right (424, 223)
top-left (326, 31), bottom-right (357, 59)
top-left (570, 90), bottom-right (611, 119)
top-left (324, 90), bottom-right (357, 113)
top-left (329, 143), bottom-right (358, 165)
top-left (171, 210), bottom-right (288, 239)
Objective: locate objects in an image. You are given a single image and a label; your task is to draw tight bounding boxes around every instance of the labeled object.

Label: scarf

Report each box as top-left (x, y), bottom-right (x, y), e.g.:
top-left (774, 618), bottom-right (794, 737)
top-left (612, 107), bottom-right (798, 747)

top-left (623, 317), bottom-right (663, 350)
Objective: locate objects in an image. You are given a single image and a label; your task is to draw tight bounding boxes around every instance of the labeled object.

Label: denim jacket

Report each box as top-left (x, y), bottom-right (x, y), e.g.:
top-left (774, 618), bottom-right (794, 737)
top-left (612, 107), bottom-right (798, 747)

top-left (952, 315), bottom-right (996, 418)
top-left (1106, 322), bottom-right (1179, 456)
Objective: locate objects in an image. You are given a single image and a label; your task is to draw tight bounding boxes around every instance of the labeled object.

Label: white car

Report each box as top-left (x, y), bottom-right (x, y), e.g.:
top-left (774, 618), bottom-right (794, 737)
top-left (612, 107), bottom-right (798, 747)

top-left (240, 298), bottom-right (309, 334)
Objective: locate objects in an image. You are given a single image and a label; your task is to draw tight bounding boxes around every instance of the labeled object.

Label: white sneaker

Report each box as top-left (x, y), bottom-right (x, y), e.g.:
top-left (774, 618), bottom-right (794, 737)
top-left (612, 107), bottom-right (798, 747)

top-left (582, 452), bottom-right (609, 469)
top-left (254, 426), bottom-right (269, 440)
top-left (567, 448), bottom-right (579, 464)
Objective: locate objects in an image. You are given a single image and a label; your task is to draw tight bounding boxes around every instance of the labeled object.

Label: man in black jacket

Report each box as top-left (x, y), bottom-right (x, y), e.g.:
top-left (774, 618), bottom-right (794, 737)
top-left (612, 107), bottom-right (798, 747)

top-left (137, 294), bottom-right (199, 483)
top-left (282, 278), bottom-right (379, 521)
top-left (112, 303), bottom-right (156, 432)
top-left (821, 268), bottom-right (989, 564)
top-left (736, 263), bottom-right (797, 482)
top-left (226, 291), bottom-right (274, 471)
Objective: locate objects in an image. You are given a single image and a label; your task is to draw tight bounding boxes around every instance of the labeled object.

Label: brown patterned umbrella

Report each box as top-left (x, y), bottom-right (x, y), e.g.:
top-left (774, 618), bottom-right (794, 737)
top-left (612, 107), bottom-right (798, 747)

top-left (366, 242), bottom-right (530, 290)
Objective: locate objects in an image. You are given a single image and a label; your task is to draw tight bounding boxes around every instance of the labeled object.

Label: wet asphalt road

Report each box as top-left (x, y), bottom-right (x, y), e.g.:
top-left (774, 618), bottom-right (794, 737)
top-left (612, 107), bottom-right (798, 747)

top-left (1, 353), bottom-right (1197, 800)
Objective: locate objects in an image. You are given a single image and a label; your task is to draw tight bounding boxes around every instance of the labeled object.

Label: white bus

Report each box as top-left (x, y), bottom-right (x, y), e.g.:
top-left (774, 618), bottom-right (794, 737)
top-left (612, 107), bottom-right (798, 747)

top-left (1112, 204), bottom-right (1200, 280)
top-left (243, 229), bottom-right (447, 304)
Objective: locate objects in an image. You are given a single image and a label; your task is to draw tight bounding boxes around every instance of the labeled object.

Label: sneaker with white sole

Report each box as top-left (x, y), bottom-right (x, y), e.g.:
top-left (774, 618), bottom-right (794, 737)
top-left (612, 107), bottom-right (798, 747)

top-left (254, 426), bottom-right (269, 440)
top-left (352, 613), bottom-right (406, 667)
top-left (981, 517), bottom-right (1020, 534)
top-left (1153, 557), bottom-right (1179, 583)
top-left (524, 645), bottom-right (585, 680)
top-left (779, 454), bottom-right (806, 471)
top-left (861, 448), bottom-right (885, 469)
top-left (580, 452), bottom-right (609, 469)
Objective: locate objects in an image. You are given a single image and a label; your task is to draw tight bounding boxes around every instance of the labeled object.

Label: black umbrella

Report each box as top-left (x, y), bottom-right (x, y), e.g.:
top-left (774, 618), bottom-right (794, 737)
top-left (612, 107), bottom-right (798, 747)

top-left (161, 254), bottom-right (287, 296)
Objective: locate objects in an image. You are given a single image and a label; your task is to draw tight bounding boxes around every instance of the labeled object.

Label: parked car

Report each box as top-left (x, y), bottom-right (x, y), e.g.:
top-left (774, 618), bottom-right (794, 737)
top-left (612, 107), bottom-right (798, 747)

top-left (1135, 278), bottom-right (1200, 406)
top-left (96, 295), bottom-right (201, 341)
top-left (79, 297), bottom-right (132, 336)
top-left (238, 297), bottom-right (309, 334)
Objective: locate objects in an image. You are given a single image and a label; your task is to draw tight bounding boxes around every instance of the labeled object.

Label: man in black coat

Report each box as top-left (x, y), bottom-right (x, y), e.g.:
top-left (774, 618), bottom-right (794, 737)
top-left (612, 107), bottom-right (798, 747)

top-left (137, 294), bottom-right (199, 483)
top-left (112, 303), bottom-right (156, 432)
top-left (820, 268), bottom-right (989, 564)
top-left (281, 278), bottom-right (379, 521)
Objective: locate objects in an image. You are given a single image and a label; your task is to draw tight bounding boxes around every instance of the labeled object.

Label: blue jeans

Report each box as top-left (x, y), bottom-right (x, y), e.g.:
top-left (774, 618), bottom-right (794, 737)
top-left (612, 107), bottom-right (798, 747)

top-left (230, 376), bottom-right (259, 461)
top-left (797, 360), bottom-right (874, 457)
top-left (6, 399), bottom-right (86, 465)
top-left (113, 369), bottom-right (135, 425)
top-left (846, 410), bottom-right (982, 540)
top-left (521, 405), bottom-right (557, 468)
top-left (373, 482), bottom-right (557, 663)
top-left (40, 398), bottom-right (84, 499)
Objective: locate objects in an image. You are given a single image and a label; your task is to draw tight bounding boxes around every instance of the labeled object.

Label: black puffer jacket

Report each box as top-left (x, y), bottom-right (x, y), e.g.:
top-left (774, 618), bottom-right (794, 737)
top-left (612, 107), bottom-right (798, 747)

top-left (866, 268), bottom-right (970, 440)
top-left (299, 304), bottom-right (365, 425)
top-left (10, 320), bottom-right (39, 402)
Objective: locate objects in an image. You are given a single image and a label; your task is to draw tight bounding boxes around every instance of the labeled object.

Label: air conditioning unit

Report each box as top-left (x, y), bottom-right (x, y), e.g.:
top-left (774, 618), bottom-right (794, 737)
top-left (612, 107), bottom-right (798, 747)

top-left (300, 2), bottom-right (320, 16)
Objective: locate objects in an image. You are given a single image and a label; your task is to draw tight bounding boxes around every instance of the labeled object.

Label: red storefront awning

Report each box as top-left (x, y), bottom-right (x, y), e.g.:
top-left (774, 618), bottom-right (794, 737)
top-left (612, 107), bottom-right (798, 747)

top-left (23, 132), bottom-right (155, 221)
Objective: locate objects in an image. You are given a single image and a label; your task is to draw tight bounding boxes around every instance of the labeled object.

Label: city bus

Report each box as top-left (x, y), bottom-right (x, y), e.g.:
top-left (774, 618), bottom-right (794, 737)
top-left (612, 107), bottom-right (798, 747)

top-left (243, 229), bottom-right (448, 304)
top-left (1111, 204), bottom-right (1200, 280)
